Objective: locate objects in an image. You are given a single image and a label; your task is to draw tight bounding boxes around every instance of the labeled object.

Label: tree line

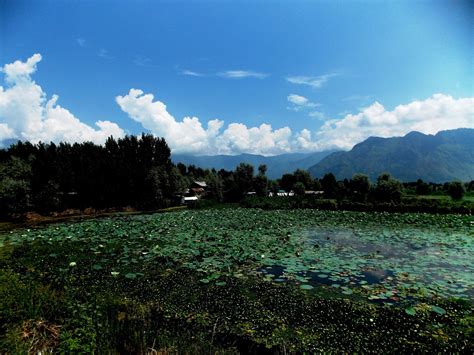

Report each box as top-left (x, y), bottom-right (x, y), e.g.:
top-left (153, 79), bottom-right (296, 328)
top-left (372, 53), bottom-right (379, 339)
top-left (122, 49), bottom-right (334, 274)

top-left (0, 134), bottom-right (471, 218)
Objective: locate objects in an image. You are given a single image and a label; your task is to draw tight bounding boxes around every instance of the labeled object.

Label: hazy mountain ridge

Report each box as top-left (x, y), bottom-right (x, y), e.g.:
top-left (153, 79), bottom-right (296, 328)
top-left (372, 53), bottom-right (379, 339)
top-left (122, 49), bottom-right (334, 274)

top-left (308, 128), bottom-right (474, 182)
top-left (172, 151), bottom-right (336, 179)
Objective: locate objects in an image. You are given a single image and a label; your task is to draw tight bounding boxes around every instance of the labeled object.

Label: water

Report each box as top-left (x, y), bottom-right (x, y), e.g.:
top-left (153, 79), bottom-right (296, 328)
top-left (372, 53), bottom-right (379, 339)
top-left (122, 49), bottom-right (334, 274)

top-left (258, 226), bottom-right (474, 303)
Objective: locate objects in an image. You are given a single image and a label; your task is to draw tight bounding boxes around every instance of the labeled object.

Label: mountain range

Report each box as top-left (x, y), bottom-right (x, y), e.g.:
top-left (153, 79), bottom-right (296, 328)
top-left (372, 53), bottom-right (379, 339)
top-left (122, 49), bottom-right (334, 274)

top-left (308, 128), bottom-right (474, 182)
top-left (172, 151), bottom-right (335, 179)
top-left (173, 128), bottom-right (474, 183)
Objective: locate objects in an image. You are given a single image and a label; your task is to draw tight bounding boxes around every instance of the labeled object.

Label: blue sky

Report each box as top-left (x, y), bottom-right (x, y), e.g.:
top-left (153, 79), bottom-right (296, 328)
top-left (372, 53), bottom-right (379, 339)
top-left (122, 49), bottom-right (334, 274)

top-left (0, 0), bottom-right (473, 155)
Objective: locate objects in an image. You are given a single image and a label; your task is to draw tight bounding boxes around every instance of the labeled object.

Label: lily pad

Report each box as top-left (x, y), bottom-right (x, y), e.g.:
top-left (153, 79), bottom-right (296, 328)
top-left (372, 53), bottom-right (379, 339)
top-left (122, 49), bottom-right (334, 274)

top-left (430, 305), bottom-right (446, 315)
top-left (405, 307), bottom-right (416, 316)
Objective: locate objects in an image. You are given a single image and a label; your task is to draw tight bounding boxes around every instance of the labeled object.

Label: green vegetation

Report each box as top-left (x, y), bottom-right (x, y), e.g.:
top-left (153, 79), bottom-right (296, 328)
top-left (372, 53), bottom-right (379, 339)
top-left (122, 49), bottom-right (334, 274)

top-left (1, 209), bottom-right (473, 352)
top-left (1, 135), bottom-right (472, 352)
top-left (1, 136), bottom-right (473, 220)
top-left (448, 181), bottom-right (466, 200)
top-left (241, 195), bottom-right (473, 214)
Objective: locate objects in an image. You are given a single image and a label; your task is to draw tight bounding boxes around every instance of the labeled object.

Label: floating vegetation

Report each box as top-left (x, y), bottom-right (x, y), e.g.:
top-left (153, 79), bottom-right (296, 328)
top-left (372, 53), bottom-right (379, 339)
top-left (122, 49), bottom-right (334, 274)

top-left (2, 209), bottom-right (473, 304)
top-left (0, 209), bottom-right (472, 352)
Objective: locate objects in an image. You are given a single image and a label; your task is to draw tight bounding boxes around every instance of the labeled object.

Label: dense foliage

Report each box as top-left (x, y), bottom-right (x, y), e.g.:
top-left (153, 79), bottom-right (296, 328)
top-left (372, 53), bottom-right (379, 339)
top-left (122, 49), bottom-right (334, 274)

top-left (0, 135), bottom-right (177, 214)
top-left (1, 135), bottom-right (473, 219)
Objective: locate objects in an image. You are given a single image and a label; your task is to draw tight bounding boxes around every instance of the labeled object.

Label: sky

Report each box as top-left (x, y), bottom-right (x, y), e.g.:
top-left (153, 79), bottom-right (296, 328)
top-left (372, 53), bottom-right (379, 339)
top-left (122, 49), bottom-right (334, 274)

top-left (0, 0), bottom-right (473, 155)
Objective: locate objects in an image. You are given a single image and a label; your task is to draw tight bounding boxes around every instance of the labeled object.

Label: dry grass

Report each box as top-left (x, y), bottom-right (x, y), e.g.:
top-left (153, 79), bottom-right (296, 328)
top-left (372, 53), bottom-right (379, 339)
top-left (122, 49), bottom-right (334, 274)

top-left (20, 319), bottom-right (61, 354)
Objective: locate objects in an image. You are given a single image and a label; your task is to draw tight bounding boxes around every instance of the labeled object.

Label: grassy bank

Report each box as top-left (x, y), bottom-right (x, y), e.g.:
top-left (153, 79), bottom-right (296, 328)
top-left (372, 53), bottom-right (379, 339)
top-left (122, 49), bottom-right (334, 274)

top-left (240, 195), bottom-right (474, 214)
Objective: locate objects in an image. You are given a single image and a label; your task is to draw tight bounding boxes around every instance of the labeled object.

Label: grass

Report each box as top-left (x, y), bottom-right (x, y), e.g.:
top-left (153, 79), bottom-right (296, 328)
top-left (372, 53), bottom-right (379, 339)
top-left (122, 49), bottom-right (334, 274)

top-left (412, 194), bottom-right (474, 202)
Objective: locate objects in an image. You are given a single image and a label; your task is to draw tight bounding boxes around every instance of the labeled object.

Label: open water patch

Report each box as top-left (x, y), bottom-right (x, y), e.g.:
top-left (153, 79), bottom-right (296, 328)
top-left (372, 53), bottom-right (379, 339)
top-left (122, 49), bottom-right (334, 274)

top-left (258, 226), bottom-right (474, 303)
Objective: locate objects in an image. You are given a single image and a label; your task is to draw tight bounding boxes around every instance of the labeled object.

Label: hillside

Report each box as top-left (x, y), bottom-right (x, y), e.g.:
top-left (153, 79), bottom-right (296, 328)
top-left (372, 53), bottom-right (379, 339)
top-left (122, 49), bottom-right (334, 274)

top-left (308, 128), bottom-right (474, 182)
top-left (172, 151), bottom-right (335, 179)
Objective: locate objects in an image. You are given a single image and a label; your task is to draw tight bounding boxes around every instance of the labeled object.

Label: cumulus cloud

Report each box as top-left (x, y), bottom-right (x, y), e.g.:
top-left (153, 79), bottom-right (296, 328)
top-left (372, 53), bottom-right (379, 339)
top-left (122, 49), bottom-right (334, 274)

top-left (0, 54), bottom-right (125, 146)
top-left (287, 94), bottom-right (319, 111)
top-left (2, 54), bottom-right (472, 156)
top-left (218, 70), bottom-right (268, 79)
top-left (116, 88), bottom-right (222, 153)
top-left (311, 94), bottom-right (474, 151)
top-left (116, 89), bottom-right (292, 155)
top-left (117, 87), bottom-right (474, 155)
top-left (0, 123), bottom-right (14, 141)
top-left (1, 53), bottom-right (42, 85)
top-left (286, 72), bottom-right (339, 88)
top-left (215, 123), bottom-right (292, 155)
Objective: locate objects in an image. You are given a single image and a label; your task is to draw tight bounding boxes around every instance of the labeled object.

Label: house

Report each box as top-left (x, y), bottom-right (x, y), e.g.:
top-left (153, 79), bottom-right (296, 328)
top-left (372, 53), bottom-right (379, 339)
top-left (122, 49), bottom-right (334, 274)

top-left (275, 190), bottom-right (295, 197)
top-left (182, 196), bottom-right (199, 204)
top-left (191, 181), bottom-right (207, 189)
top-left (305, 190), bottom-right (324, 195)
top-left (191, 181), bottom-right (207, 195)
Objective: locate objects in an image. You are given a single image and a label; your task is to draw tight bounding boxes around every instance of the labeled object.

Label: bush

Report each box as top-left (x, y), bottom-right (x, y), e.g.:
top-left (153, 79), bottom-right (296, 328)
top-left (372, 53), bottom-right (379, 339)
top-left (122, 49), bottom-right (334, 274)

top-left (447, 181), bottom-right (465, 200)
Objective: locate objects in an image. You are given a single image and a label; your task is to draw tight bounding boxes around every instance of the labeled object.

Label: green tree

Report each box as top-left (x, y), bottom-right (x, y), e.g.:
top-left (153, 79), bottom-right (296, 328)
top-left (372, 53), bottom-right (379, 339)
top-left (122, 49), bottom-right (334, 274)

top-left (293, 182), bottom-right (306, 196)
top-left (468, 180), bottom-right (474, 191)
top-left (447, 181), bottom-right (465, 200)
top-left (321, 173), bottom-right (337, 198)
top-left (312, 178), bottom-right (322, 191)
top-left (205, 170), bottom-right (224, 201)
top-left (234, 163), bottom-right (254, 198)
top-left (0, 157), bottom-right (32, 215)
top-left (254, 164), bottom-right (268, 197)
top-left (254, 175), bottom-right (268, 197)
top-left (293, 169), bottom-right (313, 189)
top-left (350, 174), bottom-right (370, 201)
top-left (374, 173), bottom-right (402, 202)
top-left (144, 166), bottom-right (172, 208)
top-left (279, 173), bottom-right (296, 192)
top-left (268, 180), bottom-right (280, 194)
top-left (415, 179), bottom-right (431, 195)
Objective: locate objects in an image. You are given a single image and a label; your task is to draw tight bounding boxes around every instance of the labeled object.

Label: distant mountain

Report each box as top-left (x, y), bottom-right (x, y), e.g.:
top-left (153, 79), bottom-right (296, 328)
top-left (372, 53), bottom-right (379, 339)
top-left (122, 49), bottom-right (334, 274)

top-left (308, 128), bottom-right (474, 182)
top-left (172, 151), bottom-right (335, 179)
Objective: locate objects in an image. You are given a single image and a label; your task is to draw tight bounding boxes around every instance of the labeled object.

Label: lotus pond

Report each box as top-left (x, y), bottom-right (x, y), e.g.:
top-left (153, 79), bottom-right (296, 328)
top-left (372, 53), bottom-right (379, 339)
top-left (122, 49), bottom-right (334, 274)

top-left (0, 208), bottom-right (473, 352)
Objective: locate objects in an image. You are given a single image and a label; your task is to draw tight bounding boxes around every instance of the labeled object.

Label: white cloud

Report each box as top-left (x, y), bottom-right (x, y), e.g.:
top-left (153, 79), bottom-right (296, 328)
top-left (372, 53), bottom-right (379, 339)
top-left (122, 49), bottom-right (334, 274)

top-left (287, 94), bottom-right (309, 106)
top-left (215, 123), bottom-right (292, 155)
top-left (1, 53), bottom-right (42, 85)
top-left (98, 48), bottom-right (113, 59)
top-left (308, 111), bottom-right (326, 120)
top-left (294, 129), bottom-right (315, 150)
top-left (218, 70), bottom-right (268, 79)
top-left (0, 123), bottom-right (14, 141)
top-left (2, 55), bottom-right (472, 156)
top-left (132, 55), bottom-right (152, 67)
top-left (0, 54), bottom-right (125, 145)
top-left (116, 89), bottom-right (292, 155)
top-left (287, 94), bottom-right (319, 111)
top-left (286, 73), bottom-right (339, 88)
top-left (117, 88), bottom-right (474, 155)
top-left (76, 38), bottom-right (86, 47)
top-left (312, 94), bottom-right (474, 150)
top-left (181, 69), bottom-right (204, 77)
top-left (116, 88), bottom-right (220, 153)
